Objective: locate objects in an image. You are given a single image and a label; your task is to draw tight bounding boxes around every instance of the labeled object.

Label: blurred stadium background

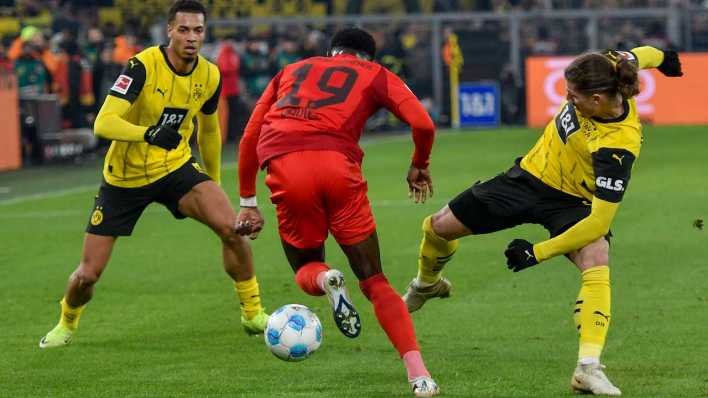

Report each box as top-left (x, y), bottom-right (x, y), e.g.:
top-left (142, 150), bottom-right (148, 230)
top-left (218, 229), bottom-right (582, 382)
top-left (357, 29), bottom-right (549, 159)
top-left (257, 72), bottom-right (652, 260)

top-left (0, 0), bottom-right (707, 168)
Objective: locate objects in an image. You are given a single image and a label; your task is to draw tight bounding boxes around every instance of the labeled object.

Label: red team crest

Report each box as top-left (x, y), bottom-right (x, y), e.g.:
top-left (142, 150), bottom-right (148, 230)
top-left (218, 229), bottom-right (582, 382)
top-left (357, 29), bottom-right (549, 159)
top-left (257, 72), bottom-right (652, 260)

top-left (111, 75), bottom-right (133, 95)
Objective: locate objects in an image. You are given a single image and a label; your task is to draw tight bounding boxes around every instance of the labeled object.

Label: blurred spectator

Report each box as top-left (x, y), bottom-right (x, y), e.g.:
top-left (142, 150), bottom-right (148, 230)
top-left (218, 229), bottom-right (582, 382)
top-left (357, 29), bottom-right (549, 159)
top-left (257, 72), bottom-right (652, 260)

top-left (216, 37), bottom-right (242, 142)
top-left (372, 29), bottom-right (409, 130)
top-left (13, 32), bottom-right (52, 95)
top-left (273, 36), bottom-right (301, 70)
top-left (301, 30), bottom-right (327, 58)
top-left (95, 45), bottom-right (122, 108)
top-left (532, 26), bottom-right (559, 54)
top-left (112, 34), bottom-right (138, 65)
top-left (51, 3), bottom-right (80, 37)
top-left (403, 25), bottom-right (432, 104)
top-left (82, 27), bottom-right (105, 110)
top-left (55, 37), bottom-right (94, 128)
top-left (643, 21), bottom-right (671, 49)
top-left (376, 30), bottom-right (407, 78)
top-left (8, 26), bottom-right (58, 79)
top-left (241, 37), bottom-right (273, 102)
top-left (499, 63), bottom-right (523, 124)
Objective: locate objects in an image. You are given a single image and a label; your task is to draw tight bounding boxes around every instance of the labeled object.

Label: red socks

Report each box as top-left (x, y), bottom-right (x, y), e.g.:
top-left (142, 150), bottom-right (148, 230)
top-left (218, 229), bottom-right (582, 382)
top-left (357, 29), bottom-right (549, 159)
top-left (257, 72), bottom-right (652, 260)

top-left (294, 262), bottom-right (330, 296)
top-left (359, 273), bottom-right (420, 356)
top-left (298, 267), bottom-right (430, 380)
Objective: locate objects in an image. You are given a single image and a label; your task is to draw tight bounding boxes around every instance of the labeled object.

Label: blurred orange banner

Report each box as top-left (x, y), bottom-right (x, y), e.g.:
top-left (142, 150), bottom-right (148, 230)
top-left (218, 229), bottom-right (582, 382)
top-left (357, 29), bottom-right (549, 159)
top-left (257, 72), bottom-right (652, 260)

top-left (526, 53), bottom-right (708, 127)
top-left (0, 71), bottom-right (21, 171)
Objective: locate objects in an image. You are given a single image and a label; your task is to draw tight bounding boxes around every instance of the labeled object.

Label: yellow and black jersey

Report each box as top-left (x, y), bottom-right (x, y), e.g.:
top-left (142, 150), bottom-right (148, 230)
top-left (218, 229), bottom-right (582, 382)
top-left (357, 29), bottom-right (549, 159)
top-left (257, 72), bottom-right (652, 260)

top-left (97, 46), bottom-right (221, 188)
top-left (520, 45), bottom-right (668, 261)
top-left (520, 46), bottom-right (666, 205)
top-left (521, 98), bottom-right (641, 204)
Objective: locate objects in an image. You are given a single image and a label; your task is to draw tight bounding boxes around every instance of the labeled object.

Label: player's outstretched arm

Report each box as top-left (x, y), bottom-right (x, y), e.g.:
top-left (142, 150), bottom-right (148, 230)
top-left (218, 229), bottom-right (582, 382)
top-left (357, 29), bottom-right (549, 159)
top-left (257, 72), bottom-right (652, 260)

top-left (236, 72), bottom-right (280, 238)
top-left (238, 72), bottom-right (280, 203)
top-left (197, 111), bottom-right (222, 184)
top-left (609, 46), bottom-right (683, 76)
top-left (373, 69), bottom-right (436, 202)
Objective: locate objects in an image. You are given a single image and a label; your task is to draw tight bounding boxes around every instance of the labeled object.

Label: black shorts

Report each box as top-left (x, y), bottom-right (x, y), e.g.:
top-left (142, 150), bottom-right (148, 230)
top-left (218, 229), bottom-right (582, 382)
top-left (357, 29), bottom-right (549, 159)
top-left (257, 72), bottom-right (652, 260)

top-left (449, 160), bottom-right (609, 239)
top-left (85, 158), bottom-right (211, 236)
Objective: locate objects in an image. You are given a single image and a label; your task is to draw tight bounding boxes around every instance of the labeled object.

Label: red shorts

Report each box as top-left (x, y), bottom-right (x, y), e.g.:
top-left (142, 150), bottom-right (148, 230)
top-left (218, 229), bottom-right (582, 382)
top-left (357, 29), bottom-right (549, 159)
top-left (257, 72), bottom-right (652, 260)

top-left (265, 150), bottom-right (376, 249)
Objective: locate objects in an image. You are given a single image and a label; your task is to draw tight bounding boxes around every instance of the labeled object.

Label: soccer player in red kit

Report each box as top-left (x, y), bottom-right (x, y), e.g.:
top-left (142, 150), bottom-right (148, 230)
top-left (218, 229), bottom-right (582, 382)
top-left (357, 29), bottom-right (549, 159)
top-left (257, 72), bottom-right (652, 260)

top-left (236, 28), bottom-right (439, 396)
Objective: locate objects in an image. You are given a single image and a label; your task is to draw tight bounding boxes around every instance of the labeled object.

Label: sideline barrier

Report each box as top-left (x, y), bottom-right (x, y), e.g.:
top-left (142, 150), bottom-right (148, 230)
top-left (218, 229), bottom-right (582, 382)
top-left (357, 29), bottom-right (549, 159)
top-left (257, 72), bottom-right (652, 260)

top-left (526, 53), bottom-right (708, 127)
top-left (0, 71), bottom-right (21, 171)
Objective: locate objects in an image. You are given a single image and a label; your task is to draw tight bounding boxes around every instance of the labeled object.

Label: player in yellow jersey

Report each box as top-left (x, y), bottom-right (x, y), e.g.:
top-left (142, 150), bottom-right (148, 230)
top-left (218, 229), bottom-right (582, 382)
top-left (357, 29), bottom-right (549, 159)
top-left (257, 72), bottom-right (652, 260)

top-left (39, 0), bottom-right (268, 349)
top-left (403, 46), bottom-right (683, 395)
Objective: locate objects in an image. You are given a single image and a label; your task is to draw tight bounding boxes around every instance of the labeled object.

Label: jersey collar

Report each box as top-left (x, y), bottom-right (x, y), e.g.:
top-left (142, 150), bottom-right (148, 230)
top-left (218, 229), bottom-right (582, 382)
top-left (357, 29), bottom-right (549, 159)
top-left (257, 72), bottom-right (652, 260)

top-left (159, 45), bottom-right (199, 77)
top-left (592, 100), bottom-right (629, 124)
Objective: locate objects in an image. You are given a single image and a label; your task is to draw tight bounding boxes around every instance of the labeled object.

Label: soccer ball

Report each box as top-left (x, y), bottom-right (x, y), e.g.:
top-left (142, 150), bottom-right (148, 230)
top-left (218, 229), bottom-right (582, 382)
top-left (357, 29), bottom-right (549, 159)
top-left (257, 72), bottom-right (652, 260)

top-left (265, 304), bottom-right (322, 361)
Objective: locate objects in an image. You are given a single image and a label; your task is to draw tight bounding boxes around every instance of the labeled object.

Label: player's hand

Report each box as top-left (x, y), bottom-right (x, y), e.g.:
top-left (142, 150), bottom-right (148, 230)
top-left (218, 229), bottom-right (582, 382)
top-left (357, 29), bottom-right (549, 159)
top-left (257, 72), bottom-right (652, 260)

top-left (657, 50), bottom-right (683, 77)
top-left (236, 206), bottom-right (264, 240)
top-left (407, 165), bottom-right (433, 204)
top-left (504, 239), bottom-right (539, 272)
top-left (144, 125), bottom-right (181, 150)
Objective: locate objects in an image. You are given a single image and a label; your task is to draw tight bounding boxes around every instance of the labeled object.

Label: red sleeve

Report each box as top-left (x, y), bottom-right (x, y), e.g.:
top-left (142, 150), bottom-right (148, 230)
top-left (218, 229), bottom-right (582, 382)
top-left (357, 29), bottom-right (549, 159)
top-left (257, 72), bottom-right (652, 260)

top-left (372, 69), bottom-right (434, 169)
top-left (238, 71), bottom-right (281, 198)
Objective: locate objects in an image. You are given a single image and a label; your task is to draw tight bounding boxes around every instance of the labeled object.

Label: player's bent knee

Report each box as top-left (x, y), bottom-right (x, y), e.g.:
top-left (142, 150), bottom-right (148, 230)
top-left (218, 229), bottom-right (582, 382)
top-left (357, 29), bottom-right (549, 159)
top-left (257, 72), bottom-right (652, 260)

top-left (430, 206), bottom-right (468, 241)
top-left (214, 222), bottom-right (238, 242)
top-left (72, 268), bottom-right (101, 287)
top-left (576, 239), bottom-right (610, 269)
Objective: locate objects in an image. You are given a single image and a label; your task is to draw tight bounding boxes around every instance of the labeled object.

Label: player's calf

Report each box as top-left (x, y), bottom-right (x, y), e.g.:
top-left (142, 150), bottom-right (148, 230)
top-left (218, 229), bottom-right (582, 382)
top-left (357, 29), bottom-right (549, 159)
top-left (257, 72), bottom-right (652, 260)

top-left (415, 215), bottom-right (459, 286)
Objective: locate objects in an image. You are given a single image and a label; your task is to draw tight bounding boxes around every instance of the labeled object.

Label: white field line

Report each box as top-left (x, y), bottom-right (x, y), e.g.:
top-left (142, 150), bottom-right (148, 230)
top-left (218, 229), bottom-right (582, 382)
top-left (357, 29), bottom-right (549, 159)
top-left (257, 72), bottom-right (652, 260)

top-left (0, 132), bottom-right (453, 208)
top-left (0, 198), bottom-right (447, 220)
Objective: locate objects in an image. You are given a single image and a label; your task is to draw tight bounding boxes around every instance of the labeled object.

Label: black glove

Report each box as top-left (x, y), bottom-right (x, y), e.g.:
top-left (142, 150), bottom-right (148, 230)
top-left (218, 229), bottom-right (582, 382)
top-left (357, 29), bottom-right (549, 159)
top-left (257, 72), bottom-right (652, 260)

top-left (144, 125), bottom-right (181, 150)
top-left (657, 50), bottom-right (683, 77)
top-left (504, 239), bottom-right (539, 272)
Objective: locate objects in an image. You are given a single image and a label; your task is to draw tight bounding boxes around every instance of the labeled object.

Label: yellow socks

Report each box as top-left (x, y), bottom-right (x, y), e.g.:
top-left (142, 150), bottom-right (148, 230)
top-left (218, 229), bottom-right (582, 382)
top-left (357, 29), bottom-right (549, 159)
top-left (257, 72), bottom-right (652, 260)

top-left (416, 216), bottom-right (459, 285)
top-left (575, 266), bottom-right (611, 363)
top-left (235, 277), bottom-right (263, 320)
top-left (59, 297), bottom-right (86, 331)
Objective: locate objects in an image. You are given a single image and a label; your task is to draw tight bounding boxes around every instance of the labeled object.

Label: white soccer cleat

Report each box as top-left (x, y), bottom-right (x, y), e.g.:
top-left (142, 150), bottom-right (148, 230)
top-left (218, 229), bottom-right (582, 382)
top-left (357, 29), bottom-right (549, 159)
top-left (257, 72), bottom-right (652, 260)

top-left (571, 363), bottom-right (622, 396)
top-left (322, 269), bottom-right (361, 338)
top-left (402, 278), bottom-right (452, 313)
top-left (410, 376), bottom-right (440, 397)
top-left (39, 324), bottom-right (73, 349)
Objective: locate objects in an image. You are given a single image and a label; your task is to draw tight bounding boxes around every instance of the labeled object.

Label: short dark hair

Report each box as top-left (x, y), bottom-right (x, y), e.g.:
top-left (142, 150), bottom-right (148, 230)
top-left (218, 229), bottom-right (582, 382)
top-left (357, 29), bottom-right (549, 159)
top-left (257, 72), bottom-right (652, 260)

top-left (168, 0), bottom-right (207, 24)
top-left (330, 28), bottom-right (376, 60)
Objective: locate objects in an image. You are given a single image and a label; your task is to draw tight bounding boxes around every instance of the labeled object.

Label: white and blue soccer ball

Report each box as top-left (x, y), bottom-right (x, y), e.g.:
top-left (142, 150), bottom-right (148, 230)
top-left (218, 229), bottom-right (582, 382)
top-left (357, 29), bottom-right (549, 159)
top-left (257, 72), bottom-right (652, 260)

top-left (265, 304), bottom-right (322, 362)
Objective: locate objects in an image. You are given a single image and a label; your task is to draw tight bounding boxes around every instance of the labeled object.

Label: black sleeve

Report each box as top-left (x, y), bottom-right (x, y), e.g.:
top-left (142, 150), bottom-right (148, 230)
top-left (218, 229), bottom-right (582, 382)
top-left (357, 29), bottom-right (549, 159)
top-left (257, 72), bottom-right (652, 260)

top-left (592, 147), bottom-right (636, 203)
top-left (200, 76), bottom-right (222, 115)
top-left (108, 57), bottom-right (146, 103)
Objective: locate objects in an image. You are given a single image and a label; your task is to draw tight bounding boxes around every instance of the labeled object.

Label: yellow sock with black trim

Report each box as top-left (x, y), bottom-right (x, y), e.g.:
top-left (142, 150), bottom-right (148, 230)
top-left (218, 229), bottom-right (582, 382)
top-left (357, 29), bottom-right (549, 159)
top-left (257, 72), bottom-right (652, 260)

top-left (416, 216), bottom-right (459, 285)
top-left (234, 277), bottom-right (263, 320)
top-left (59, 297), bottom-right (86, 331)
top-left (576, 266), bottom-right (611, 362)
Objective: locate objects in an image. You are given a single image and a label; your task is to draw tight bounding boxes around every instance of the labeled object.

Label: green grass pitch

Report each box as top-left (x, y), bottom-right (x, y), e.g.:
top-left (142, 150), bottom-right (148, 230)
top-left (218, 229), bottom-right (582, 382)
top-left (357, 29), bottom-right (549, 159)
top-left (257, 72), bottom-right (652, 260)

top-left (0, 126), bottom-right (706, 397)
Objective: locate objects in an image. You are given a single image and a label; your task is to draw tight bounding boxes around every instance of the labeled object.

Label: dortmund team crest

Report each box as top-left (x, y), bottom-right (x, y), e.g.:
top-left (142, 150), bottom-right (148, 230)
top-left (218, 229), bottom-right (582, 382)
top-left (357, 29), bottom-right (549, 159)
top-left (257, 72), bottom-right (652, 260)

top-left (90, 206), bottom-right (104, 226)
top-left (192, 83), bottom-right (203, 101)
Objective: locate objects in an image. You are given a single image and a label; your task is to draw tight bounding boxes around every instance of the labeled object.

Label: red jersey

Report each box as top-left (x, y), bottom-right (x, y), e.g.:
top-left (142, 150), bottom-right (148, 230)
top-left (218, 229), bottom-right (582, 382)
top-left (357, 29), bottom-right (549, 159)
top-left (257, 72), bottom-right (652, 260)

top-left (239, 53), bottom-right (434, 197)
